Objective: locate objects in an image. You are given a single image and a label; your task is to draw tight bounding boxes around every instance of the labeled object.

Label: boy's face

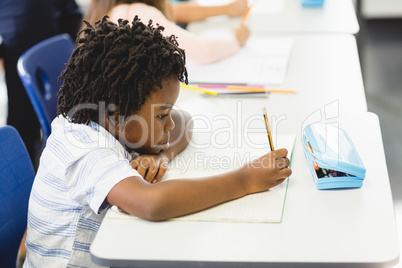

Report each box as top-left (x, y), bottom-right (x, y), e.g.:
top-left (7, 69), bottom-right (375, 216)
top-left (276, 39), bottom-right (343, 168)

top-left (113, 75), bottom-right (180, 155)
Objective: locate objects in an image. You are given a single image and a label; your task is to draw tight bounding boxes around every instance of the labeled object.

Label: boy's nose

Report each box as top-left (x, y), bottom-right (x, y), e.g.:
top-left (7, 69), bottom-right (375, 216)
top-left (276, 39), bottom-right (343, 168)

top-left (165, 117), bottom-right (175, 132)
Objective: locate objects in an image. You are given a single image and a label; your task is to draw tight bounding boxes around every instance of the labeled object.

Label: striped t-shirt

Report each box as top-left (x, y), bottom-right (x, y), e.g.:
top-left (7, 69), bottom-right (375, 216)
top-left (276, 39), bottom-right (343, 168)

top-left (24, 116), bottom-right (141, 267)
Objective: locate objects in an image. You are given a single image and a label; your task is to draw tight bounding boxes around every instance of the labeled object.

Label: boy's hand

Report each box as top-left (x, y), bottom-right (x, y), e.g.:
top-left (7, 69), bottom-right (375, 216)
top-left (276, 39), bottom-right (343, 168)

top-left (131, 154), bottom-right (169, 184)
top-left (240, 148), bottom-right (292, 194)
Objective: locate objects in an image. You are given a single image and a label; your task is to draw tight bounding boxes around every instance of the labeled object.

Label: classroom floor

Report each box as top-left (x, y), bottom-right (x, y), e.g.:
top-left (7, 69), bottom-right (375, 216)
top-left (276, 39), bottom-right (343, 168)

top-left (0, 15), bottom-right (401, 268)
top-left (357, 18), bottom-right (402, 267)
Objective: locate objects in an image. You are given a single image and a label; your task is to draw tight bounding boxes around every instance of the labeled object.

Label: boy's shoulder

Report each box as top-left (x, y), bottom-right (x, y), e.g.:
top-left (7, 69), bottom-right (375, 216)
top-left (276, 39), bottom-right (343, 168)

top-left (47, 116), bottom-right (131, 160)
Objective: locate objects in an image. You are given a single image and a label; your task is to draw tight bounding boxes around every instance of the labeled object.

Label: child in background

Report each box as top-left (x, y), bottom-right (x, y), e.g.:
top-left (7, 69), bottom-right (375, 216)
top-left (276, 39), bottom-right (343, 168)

top-left (24, 16), bottom-right (290, 267)
top-left (84, 0), bottom-right (250, 64)
top-left (168, 0), bottom-right (248, 25)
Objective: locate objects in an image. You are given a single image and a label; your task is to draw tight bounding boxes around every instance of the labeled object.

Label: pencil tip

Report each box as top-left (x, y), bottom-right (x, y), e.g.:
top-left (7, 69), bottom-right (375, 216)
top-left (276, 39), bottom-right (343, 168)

top-left (261, 106), bottom-right (267, 114)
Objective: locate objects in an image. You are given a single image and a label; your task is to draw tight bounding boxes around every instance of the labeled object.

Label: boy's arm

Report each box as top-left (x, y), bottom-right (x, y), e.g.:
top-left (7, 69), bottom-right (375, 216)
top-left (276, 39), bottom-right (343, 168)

top-left (107, 149), bottom-right (291, 221)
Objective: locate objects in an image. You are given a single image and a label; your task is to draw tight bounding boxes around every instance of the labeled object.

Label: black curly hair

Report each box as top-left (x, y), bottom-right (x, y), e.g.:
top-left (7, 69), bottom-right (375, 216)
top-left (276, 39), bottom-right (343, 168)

top-left (57, 15), bottom-right (188, 125)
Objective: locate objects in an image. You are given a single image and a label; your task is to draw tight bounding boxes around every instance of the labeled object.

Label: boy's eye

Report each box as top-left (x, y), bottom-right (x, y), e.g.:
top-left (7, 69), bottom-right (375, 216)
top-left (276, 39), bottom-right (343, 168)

top-left (157, 114), bottom-right (168, 120)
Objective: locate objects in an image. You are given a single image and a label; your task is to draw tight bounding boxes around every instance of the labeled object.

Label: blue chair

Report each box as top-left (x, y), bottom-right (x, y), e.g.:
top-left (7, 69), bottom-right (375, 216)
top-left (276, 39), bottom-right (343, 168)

top-left (0, 126), bottom-right (35, 268)
top-left (17, 34), bottom-right (75, 144)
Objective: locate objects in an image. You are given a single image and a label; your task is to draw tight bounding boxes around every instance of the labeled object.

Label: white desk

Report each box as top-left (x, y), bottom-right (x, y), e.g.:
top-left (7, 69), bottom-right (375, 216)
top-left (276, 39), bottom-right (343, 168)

top-left (90, 33), bottom-right (399, 267)
top-left (188, 0), bottom-right (359, 35)
top-left (180, 33), bottom-right (367, 119)
top-left (91, 111), bottom-right (399, 267)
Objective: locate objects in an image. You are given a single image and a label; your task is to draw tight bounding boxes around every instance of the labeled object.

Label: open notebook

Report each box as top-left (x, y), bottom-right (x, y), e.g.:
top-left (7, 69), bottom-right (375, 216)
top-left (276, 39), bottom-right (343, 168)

top-left (185, 37), bottom-right (294, 85)
top-left (197, 0), bottom-right (287, 14)
top-left (109, 133), bottom-right (295, 223)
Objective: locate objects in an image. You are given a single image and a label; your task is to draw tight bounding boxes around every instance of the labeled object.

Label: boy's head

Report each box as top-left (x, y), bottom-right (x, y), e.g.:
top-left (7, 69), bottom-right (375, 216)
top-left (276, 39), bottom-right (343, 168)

top-left (58, 16), bottom-right (188, 154)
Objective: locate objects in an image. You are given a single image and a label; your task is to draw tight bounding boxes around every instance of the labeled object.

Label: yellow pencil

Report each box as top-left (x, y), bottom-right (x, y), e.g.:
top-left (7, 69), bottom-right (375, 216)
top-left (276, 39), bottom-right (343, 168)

top-left (262, 106), bottom-right (274, 151)
top-left (180, 84), bottom-right (218, 96)
top-left (227, 86), bottom-right (295, 94)
top-left (268, 89), bottom-right (296, 94)
top-left (227, 86), bottom-right (269, 93)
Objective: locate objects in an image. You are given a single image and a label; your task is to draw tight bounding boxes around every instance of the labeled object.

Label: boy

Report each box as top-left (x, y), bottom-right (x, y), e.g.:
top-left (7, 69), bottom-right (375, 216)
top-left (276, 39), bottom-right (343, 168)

top-left (24, 16), bottom-right (291, 267)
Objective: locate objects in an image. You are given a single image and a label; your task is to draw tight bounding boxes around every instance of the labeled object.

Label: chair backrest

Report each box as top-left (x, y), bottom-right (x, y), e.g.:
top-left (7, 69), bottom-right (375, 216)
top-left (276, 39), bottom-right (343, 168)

top-left (17, 34), bottom-right (75, 140)
top-left (0, 126), bottom-right (35, 268)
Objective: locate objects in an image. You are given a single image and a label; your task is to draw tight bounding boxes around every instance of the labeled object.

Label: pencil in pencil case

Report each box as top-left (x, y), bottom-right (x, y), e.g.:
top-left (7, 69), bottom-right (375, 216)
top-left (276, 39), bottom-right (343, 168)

top-left (302, 122), bottom-right (366, 190)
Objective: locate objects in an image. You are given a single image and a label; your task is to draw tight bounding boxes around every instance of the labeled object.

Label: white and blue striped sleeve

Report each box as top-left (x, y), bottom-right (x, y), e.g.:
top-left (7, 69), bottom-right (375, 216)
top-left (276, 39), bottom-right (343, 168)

top-left (65, 148), bottom-right (141, 214)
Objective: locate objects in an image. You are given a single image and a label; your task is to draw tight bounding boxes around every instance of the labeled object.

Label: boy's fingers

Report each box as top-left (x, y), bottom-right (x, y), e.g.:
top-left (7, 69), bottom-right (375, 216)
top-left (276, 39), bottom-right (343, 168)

top-left (276, 157), bottom-right (290, 170)
top-left (136, 165), bottom-right (148, 179)
top-left (140, 158), bottom-right (151, 169)
top-left (137, 158), bottom-right (151, 180)
top-left (153, 165), bottom-right (168, 184)
top-left (273, 148), bottom-right (288, 159)
top-left (131, 159), bottom-right (139, 169)
top-left (275, 178), bottom-right (287, 187)
top-left (276, 178), bottom-right (286, 184)
top-left (145, 164), bottom-right (158, 183)
top-left (279, 167), bottom-right (292, 178)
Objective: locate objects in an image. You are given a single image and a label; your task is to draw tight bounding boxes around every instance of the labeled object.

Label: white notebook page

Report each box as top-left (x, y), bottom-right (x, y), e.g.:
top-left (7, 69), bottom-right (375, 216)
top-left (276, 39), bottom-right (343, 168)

top-left (196, 0), bottom-right (287, 14)
top-left (109, 133), bottom-right (295, 223)
top-left (186, 37), bottom-right (294, 85)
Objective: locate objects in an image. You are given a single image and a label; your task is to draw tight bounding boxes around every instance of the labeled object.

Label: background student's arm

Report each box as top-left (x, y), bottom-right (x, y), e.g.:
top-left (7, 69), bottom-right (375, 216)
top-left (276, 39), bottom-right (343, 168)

top-left (116, 3), bottom-right (249, 64)
top-left (160, 17), bottom-right (249, 64)
top-left (131, 109), bottom-right (192, 183)
top-left (171, 0), bottom-right (248, 24)
top-left (173, 21), bottom-right (249, 63)
top-left (107, 148), bottom-right (291, 221)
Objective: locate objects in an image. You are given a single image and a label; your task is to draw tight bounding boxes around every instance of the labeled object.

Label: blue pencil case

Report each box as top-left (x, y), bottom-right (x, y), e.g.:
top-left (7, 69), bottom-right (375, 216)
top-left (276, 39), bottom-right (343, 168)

top-left (302, 122), bottom-right (366, 190)
top-left (300, 0), bottom-right (325, 7)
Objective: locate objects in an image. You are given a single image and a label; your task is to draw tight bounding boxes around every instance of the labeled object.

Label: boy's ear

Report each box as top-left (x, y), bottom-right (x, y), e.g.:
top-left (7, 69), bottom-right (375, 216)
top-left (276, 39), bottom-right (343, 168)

top-left (105, 106), bottom-right (121, 131)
